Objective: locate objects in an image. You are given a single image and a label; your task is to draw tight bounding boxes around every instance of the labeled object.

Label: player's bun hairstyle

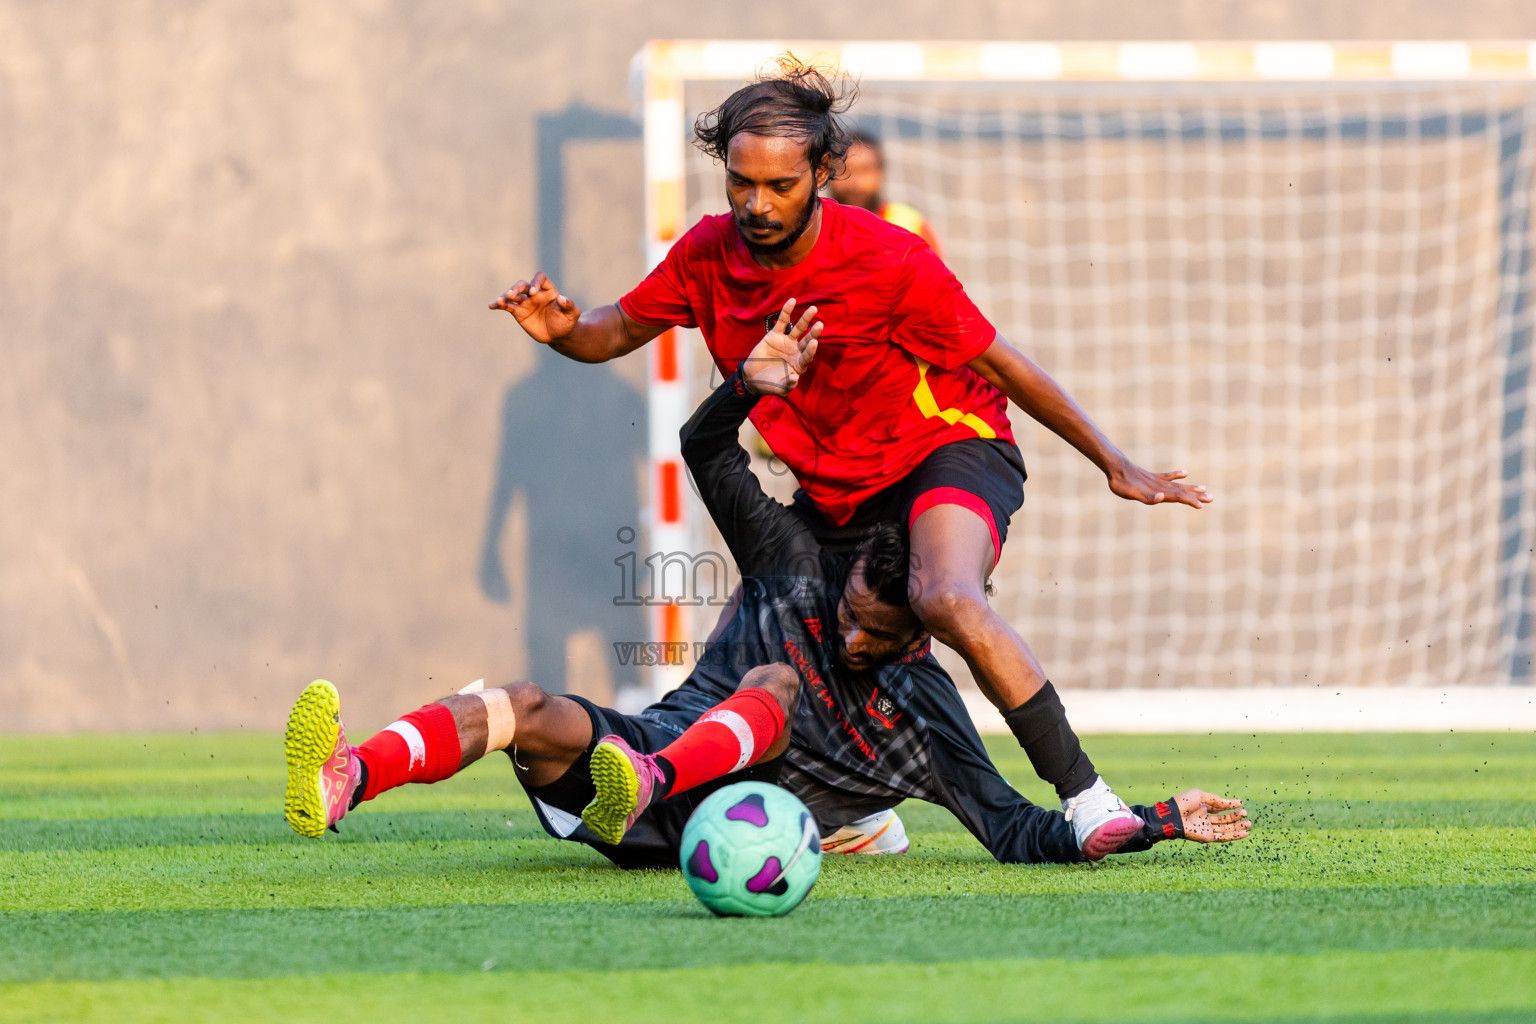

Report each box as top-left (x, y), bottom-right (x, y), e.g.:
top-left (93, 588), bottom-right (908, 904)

top-left (853, 521), bottom-right (912, 608)
top-left (693, 54), bottom-right (859, 175)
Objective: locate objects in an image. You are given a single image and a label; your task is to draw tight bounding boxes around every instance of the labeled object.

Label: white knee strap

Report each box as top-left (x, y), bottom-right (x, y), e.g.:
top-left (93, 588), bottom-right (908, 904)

top-left (474, 687), bottom-right (517, 755)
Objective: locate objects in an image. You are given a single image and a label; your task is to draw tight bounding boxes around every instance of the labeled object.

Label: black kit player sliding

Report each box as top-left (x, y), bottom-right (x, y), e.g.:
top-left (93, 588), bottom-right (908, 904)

top-left (282, 320), bottom-right (1250, 866)
top-left (563, 334), bottom-right (1245, 865)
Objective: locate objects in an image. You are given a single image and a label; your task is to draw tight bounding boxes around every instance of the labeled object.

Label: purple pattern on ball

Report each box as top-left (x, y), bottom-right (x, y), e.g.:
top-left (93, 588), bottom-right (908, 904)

top-left (745, 856), bottom-right (783, 893)
top-left (725, 793), bottom-right (770, 827)
top-left (687, 840), bottom-right (718, 883)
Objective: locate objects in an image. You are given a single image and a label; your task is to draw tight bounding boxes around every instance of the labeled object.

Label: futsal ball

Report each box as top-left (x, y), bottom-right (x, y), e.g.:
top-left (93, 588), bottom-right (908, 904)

top-left (679, 781), bottom-right (822, 917)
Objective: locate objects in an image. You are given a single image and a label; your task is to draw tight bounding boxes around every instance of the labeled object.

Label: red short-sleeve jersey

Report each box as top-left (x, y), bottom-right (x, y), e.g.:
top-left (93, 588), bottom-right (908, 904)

top-left (621, 199), bottom-right (1013, 526)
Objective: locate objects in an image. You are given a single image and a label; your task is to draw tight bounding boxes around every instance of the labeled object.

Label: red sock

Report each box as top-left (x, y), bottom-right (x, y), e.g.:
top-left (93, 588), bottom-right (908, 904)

top-left (355, 703), bottom-right (462, 801)
top-left (656, 687), bottom-right (786, 797)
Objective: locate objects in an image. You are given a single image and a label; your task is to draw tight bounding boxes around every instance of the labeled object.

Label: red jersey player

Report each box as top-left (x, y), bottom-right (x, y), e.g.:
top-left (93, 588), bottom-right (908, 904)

top-left (490, 58), bottom-right (1212, 857)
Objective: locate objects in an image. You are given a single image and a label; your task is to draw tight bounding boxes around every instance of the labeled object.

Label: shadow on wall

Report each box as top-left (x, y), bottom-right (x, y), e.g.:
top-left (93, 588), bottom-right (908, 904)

top-left (479, 103), bottom-right (646, 699)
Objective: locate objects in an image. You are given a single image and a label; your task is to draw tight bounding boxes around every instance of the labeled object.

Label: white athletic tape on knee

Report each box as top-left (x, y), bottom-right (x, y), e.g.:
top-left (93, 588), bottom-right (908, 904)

top-left (384, 721), bottom-right (427, 770)
top-left (700, 708), bottom-right (755, 771)
top-left (474, 687), bottom-right (516, 756)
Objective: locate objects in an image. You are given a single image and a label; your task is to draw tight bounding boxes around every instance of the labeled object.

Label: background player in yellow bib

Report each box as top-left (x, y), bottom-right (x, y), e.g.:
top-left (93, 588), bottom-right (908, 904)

top-left (828, 128), bottom-right (943, 256)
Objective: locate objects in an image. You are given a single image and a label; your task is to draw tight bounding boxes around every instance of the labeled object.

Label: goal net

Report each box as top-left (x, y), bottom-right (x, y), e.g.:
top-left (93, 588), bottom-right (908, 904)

top-left (638, 41), bottom-right (1536, 696)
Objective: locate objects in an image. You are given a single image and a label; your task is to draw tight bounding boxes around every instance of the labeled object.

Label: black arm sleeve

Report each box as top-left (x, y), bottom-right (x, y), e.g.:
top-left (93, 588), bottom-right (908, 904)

top-left (679, 370), bottom-right (819, 578)
top-left (897, 656), bottom-right (1084, 864)
top-left (897, 658), bottom-right (1185, 863)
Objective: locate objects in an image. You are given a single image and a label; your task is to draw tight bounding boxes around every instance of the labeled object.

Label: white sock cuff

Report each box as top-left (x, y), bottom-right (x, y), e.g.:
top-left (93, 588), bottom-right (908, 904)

top-left (384, 721), bottom-right (427, 770)
top-left (699, 708), bottom-right (755, 771)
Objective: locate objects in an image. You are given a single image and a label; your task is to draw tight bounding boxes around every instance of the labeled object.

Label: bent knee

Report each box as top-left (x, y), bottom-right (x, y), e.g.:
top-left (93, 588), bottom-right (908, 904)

top-left (494, 681), bottom-right (590, 765)
top-left (741, 662), bottom-right (799, 699)
top-left (500, 680), bottom-right (551, 720)
top-left (911, 580), bottom-right (991, 636)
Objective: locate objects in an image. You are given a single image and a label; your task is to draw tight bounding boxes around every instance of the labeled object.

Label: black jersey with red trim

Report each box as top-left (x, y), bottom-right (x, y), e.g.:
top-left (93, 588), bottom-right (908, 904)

top-left (657, 369), bottom-right (1175, 866)
top-left (643, 368), bottom-right (939, 808)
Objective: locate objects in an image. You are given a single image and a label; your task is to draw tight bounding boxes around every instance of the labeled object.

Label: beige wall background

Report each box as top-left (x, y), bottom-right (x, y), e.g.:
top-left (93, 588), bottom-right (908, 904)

top-left (4, 1), bottom-right (1536, 732)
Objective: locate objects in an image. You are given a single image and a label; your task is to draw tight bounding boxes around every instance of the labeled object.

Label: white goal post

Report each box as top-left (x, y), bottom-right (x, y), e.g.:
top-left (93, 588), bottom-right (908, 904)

top-left (633, 40), bottom-right (1536, 729)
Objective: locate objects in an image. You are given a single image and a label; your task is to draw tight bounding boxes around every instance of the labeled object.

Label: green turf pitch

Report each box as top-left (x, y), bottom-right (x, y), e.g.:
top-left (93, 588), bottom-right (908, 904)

top-left (1, 733), bottom-right (1532, 1023)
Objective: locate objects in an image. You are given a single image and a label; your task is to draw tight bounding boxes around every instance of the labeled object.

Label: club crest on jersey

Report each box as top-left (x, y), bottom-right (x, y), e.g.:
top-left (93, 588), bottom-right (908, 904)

top-left (865, 688), bottom-right (902, 729)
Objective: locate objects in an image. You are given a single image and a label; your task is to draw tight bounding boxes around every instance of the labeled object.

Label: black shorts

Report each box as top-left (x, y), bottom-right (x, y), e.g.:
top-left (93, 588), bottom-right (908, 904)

top-left (791, 438), bottom-right (1026, 563)
top-left (520, 695), bottom-right (784, 871)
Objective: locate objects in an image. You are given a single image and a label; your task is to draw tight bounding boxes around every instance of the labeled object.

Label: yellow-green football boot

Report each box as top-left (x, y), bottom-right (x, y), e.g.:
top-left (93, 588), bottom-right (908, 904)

top-left (283, 680), bottom-right (361, 838)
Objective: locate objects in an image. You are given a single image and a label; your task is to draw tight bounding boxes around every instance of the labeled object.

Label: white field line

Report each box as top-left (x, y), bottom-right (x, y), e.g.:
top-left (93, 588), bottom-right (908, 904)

top-left (963, 686), bottom-right (1536, 733)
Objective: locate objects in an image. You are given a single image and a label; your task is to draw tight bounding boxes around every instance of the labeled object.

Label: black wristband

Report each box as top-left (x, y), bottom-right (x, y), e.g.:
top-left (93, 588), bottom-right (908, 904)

top-left (1140, 796), bottom-right (1185, 843)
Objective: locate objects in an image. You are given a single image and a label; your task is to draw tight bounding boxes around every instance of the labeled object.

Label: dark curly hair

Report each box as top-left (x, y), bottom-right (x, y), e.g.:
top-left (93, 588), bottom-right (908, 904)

top-left (693, 54), bottom-right (858, 175)
top-left (852, 521), bottom-right (912, 608)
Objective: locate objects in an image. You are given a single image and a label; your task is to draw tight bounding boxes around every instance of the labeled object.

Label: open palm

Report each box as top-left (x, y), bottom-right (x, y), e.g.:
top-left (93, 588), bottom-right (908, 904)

top-left (489, 271), bottom-right (581, 344)
top-left (743, 298), bottom-right (821, 397)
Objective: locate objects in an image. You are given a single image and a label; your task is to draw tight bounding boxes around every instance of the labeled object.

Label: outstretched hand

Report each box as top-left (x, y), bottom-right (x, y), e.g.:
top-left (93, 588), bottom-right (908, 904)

top-left (489, 272), bottom-right (581, 344)
top-left (743, 298), bottom-right (821, 397)
top-left (1173, 790), bottom-right (1249, 844)
top-left (1109, 463), bottom-right (1213, 510)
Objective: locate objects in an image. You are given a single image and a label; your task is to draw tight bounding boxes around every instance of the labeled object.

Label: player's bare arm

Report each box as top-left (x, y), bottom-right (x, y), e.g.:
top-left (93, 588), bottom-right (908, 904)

top-left (489, 271), bottom-right (665, 363)
top-left (967, 336), bottom-right (1213, 510)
